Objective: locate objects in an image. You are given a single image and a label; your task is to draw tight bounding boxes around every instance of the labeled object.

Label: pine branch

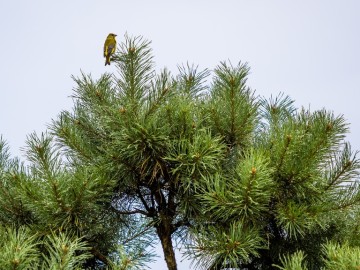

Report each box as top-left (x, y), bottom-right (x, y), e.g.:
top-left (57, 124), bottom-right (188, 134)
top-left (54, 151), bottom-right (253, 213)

top-left (276, 134), bottom-right (292, 173)
top-left (90, 247), bottom-right (109, 265)
top-left (113, 208), bottom-right (148, 216)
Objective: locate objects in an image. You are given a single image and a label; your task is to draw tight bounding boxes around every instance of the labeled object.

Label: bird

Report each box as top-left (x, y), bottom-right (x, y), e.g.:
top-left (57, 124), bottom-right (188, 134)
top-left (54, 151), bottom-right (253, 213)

top-left (103, 33), bottom-right (117, 66)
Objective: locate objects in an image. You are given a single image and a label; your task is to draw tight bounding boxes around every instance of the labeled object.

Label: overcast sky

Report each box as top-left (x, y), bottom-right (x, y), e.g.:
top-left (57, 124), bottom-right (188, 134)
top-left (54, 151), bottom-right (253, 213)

top-left (1, 1), bottom-right (359, 269)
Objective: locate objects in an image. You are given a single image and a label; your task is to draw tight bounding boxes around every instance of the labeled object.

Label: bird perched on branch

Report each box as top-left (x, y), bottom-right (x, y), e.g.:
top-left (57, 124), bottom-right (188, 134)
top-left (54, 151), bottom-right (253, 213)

top-left (103, 33), bottom-right (117, 66)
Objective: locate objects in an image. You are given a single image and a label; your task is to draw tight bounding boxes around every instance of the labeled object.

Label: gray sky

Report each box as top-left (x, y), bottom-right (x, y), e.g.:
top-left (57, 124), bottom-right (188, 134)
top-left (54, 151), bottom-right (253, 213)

top-left (1, 1), bottom-right (359, 269)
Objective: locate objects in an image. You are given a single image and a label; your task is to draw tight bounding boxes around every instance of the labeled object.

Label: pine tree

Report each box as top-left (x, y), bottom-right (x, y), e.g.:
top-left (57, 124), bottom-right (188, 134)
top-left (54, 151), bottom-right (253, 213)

top-left (186, 93), bottom-right (360, 269)
top-left (50, 35), bottom-right (225, 270)
top-left (1, 35), bottom-right (359, 269)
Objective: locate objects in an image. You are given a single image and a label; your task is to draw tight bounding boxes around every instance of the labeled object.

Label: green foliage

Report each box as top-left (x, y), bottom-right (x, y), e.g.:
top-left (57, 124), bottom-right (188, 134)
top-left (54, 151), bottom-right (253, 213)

top-left (200, 149), bottom-right (274, 224)
top-left (0, 226), bottom-right (39, 269)
top-left (273, 250), bottom-right (308, 270)
top-left (0, 131), bottom-right (153, 268)
top-left (274, 242), bottom-right (360, 270)
top-left (322, 242), bottom-right (360, 270)
top-left (0, 137), bottom-right (32, 226)
top-left (107, 245), bottom-right (154, 270)
top-left (165, 130), bottom-right (225, 186)
top-left (41, 232), bottom-right (92, 270)
top-left (188, 221), bottom-right (264, 269)
top-left (209, 61), bottom-right (258, 148)
top-left (0, 226), bottom-right (92, 270)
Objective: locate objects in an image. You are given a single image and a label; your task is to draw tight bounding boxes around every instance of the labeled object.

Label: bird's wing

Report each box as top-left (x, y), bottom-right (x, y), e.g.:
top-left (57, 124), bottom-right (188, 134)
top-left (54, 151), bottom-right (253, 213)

top-left (104, 44), bottom-right (115, 57)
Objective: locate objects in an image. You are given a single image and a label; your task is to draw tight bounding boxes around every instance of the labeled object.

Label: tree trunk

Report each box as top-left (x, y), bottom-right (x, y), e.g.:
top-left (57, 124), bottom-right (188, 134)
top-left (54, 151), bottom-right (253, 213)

top-left (156, 218), bottom-right (177, 270)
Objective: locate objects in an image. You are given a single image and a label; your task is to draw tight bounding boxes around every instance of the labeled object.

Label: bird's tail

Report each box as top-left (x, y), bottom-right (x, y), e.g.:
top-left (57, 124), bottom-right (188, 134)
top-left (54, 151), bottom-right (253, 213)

top-left (105, 55), bottom-right (111, 66)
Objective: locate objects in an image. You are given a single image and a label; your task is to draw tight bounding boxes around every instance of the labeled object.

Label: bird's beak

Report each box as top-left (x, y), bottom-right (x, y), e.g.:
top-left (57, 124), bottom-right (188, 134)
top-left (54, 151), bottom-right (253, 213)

top-left (114, 34), bottom-right (117, 37)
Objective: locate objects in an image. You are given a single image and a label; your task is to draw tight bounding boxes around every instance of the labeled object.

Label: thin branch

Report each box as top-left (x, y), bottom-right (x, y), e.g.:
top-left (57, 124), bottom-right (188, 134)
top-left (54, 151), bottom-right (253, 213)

top-left (136, 185), bottom-right (152, 213)
top-left (122, 222), bottom-right (154, 245)
top-left (114, 208), bottom-right (150, 216)
top-left (325, 160), bottom-right (352, 191)
top-left (90, 247), bottom-right (109, 265)
top-left (172, 218), bottom-right (191, 233)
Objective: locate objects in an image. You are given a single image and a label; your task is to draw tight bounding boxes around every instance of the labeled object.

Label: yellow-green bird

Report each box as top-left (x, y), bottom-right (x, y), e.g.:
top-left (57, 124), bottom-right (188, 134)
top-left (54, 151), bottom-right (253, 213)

top-left (103, 33), bottom-right (117, 66)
